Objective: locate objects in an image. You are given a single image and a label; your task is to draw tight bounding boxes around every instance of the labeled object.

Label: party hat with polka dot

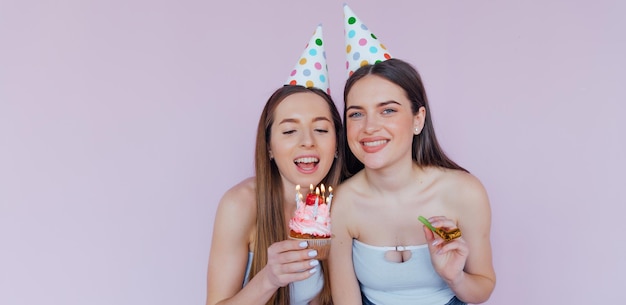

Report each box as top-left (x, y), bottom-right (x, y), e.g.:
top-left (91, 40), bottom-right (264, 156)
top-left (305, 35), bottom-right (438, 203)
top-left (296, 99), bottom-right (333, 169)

top-left (343, 4), bottom-right (392, 77)
top-left (285, 24), bottom-right (330, 95)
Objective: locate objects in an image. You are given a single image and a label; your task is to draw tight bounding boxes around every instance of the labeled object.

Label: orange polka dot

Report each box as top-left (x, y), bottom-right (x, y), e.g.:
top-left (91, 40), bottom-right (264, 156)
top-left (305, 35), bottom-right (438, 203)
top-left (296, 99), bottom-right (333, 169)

top-left (360, 60), bottom-right (368, 67)
top-left (346, 45), bottom-right (352, 53)
top-left (299, 58), bottom-right (307, 65)
top-left (380, 43), bottom-right (387, 50)
top-left (306, 80), bottom-right (314, 88)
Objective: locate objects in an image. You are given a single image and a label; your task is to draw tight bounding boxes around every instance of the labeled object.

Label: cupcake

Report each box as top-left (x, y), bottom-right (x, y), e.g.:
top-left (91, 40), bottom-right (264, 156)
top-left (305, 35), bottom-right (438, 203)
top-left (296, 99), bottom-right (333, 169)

top-left (289, 184), bottom-right (333, 260)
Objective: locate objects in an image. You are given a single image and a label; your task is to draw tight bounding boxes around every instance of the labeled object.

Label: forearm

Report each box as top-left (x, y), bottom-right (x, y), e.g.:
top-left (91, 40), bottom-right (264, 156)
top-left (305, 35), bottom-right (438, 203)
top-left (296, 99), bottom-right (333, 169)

top-left (331, 289), bottom-right (362, 305)
top-left (211, 268), bottom-right (278, 305)
top-left (447, 271), bottom-right (495, 304)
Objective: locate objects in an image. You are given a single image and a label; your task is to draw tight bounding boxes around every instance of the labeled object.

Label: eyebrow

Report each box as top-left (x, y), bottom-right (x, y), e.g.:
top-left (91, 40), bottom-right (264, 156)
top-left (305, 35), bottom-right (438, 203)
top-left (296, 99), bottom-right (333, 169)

top-left (346, 100), bottom-right (401, 111)
top-left (278, 116), bottom-right (331, 125)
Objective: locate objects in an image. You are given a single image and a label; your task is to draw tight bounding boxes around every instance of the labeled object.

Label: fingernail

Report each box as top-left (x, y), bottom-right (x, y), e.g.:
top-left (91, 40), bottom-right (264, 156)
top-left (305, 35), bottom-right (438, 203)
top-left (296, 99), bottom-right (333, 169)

top-left (432, 240), bottom-right (440, 246)
top-left (308, 250), bottom-right (318, 257)
top-left (310, 260), bottom-right (319, 266)
top-left (309, 266), bottom-right (318, 274)
top-left (299, 241), bottom-right (308, 248)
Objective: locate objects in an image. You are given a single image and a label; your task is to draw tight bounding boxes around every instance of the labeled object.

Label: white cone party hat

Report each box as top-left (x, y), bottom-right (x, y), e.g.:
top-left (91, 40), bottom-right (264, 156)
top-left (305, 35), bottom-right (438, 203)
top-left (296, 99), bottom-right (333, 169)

top-left (343, 4), bottom-right (392, 77)
top-left (285, 24), bottom-right (331, 95)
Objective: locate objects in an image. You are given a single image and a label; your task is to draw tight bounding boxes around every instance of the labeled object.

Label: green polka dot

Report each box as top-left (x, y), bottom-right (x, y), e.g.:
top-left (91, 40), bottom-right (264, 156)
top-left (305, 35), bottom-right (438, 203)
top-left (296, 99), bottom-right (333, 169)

top-left (316, 38), bottom-right (323, 46)
top-left (371, 33), bottom-right (377, 39)
top-left (348, 17), bottom-right (356, 25)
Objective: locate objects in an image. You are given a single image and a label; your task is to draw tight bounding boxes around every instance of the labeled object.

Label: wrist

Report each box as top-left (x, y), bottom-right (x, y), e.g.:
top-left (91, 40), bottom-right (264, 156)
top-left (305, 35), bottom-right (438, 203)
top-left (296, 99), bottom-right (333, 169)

top-left (256, 267), bottom-right (281, 294)
top-left (446, 271), bottom-right (466, 290)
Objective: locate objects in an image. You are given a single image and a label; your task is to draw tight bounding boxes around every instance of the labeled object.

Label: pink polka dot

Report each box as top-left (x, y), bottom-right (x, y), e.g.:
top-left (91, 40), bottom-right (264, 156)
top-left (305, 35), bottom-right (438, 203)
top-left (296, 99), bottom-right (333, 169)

top-left (359, 38), bottom-right (367, 46)
top-left (315, 62), bottom-right (322, 70)
top-left (346, 61), bottom-right (349, 69)
top-left (290, 70), bottom-right (297, 76)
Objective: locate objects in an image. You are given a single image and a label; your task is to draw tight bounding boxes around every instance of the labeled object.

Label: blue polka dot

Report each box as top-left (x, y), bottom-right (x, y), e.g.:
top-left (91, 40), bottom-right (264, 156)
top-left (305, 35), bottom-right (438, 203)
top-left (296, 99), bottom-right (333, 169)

top-left (361, 24), bottom-right (368, 31)
top-left (323, 51), bottom-right (326, 59)
top-left (309, 49), bottom-right (317, 56)
top-left (353, 52), bottom-right (360, 60)
top-left (348, 30), bottom-right (355, 38)
top-left (319, 75), bottom-right (326, 82)
top-left (303, 69), bottom-right (311, 76)
top-left (369, 46), bottom-right (378, 54)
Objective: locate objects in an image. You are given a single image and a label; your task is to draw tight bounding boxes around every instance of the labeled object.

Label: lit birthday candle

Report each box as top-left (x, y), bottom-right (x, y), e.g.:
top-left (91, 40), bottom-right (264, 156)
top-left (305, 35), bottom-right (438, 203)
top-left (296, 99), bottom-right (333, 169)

top-left (295, 184), bottom-right (301, 209)
top-left (314, 187), bottom-right (320, 217)
top-left (326, 186), bottom-right (333, 211)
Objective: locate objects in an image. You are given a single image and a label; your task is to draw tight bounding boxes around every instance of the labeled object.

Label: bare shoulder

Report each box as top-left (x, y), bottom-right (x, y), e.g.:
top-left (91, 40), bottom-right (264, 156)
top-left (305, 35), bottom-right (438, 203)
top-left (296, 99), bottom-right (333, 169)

top-left (221, 177), bottom-right (256, 204)
top-left (436, 168), bottom-right (489, 210)
top-left (216, 177), bottom-right (257, 225)
top-left (330, 172), bottom-right (367, 237)
top-left (332, 171), bottom-right (366, 211)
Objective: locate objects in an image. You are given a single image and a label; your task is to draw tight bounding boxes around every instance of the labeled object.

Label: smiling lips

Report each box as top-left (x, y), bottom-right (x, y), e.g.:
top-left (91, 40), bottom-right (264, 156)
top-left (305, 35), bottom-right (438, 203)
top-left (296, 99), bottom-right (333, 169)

top-left (360, 139), bottom-right (389, 153)
top-left (295, 156), bottom-right (319, 172)
top-left (362, 140), bottom-right (387, 147)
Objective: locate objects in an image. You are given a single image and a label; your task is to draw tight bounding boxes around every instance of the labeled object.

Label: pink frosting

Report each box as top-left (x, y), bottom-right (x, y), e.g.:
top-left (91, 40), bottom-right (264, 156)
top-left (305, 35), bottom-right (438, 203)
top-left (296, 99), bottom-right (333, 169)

top-left (289, 199), bottom-right (331, 237)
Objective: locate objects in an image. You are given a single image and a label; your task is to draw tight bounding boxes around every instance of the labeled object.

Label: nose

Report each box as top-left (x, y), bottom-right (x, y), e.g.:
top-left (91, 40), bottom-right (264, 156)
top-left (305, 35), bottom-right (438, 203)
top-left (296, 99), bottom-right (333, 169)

top-left (364, 115), bottom-right (381, 134)
top-left (300, 130), bottom-right (315, 148)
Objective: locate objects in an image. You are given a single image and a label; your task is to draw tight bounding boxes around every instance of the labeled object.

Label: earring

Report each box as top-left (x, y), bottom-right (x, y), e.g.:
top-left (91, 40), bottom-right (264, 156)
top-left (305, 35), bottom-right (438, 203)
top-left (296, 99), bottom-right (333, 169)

top-left (414, 127), bottom-right (420, 135)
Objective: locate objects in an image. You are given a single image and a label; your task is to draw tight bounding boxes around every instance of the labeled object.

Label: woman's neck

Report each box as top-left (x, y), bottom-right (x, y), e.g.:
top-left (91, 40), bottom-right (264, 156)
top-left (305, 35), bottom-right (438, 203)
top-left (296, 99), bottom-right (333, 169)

top-left (363, 157), bottom-right (421, 194)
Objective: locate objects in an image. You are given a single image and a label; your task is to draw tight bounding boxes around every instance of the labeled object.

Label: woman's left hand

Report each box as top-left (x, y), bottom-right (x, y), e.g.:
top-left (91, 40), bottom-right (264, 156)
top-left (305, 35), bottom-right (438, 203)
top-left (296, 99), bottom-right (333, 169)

top-left (422, 216), bottom-right (469, 285)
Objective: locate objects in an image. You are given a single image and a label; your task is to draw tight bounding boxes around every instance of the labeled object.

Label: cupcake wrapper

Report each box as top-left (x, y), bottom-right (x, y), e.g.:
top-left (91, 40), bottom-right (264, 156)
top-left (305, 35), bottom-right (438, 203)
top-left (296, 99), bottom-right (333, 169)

top-left (288, 236), bottom-right (331, 260)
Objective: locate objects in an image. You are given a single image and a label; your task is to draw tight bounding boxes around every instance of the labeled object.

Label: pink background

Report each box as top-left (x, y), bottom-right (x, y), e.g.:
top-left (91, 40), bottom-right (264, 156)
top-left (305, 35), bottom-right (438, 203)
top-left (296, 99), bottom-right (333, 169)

top-left (1, 0), bottom-right (624, 304)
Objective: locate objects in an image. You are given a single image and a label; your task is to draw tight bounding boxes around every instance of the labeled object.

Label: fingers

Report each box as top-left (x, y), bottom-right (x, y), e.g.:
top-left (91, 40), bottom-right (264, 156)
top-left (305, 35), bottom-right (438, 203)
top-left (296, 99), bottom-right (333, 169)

top-left (435, 237), bottom-right (469, 256)
top-left (422, 224), bottom-right (435, 242)
top-left (268, 240), bottom-right (319, 264)
top-left (268, 239), bottom-right (309, 254)
top-left (265, 240), bottom-right (320, 287)
top-left (422, 216), bottom-right (464, 251)
top-left (427, 216), bottom-right (459, 232)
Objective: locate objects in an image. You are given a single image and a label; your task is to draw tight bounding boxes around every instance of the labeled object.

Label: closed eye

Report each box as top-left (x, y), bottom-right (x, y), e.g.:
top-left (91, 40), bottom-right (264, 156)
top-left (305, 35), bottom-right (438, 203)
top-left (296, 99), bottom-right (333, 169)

top-left (283, 130), bottom-right (296, 135)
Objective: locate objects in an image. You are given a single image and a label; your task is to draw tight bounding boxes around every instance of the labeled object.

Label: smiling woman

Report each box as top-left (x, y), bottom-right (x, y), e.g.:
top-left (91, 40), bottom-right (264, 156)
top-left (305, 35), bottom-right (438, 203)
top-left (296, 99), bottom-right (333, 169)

top-left (329, 58), bottom-right (495, 305)
top-left (205, 25), bottom-right (345, 305)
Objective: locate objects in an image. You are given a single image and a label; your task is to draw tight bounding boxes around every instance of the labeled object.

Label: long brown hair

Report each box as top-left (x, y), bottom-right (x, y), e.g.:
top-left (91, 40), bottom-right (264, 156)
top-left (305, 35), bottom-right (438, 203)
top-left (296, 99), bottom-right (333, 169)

top-left (251, 85), bottom-right (344, 305)
top-left (343, 58), bottom-right (467, 177)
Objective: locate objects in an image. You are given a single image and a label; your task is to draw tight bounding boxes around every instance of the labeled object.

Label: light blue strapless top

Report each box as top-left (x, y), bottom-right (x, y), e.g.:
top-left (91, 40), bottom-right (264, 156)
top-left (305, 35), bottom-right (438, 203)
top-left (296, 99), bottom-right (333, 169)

top-left (353, 239), bottom-right (455, 305)
top-left (244, 252), bottom-right (323, 305)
